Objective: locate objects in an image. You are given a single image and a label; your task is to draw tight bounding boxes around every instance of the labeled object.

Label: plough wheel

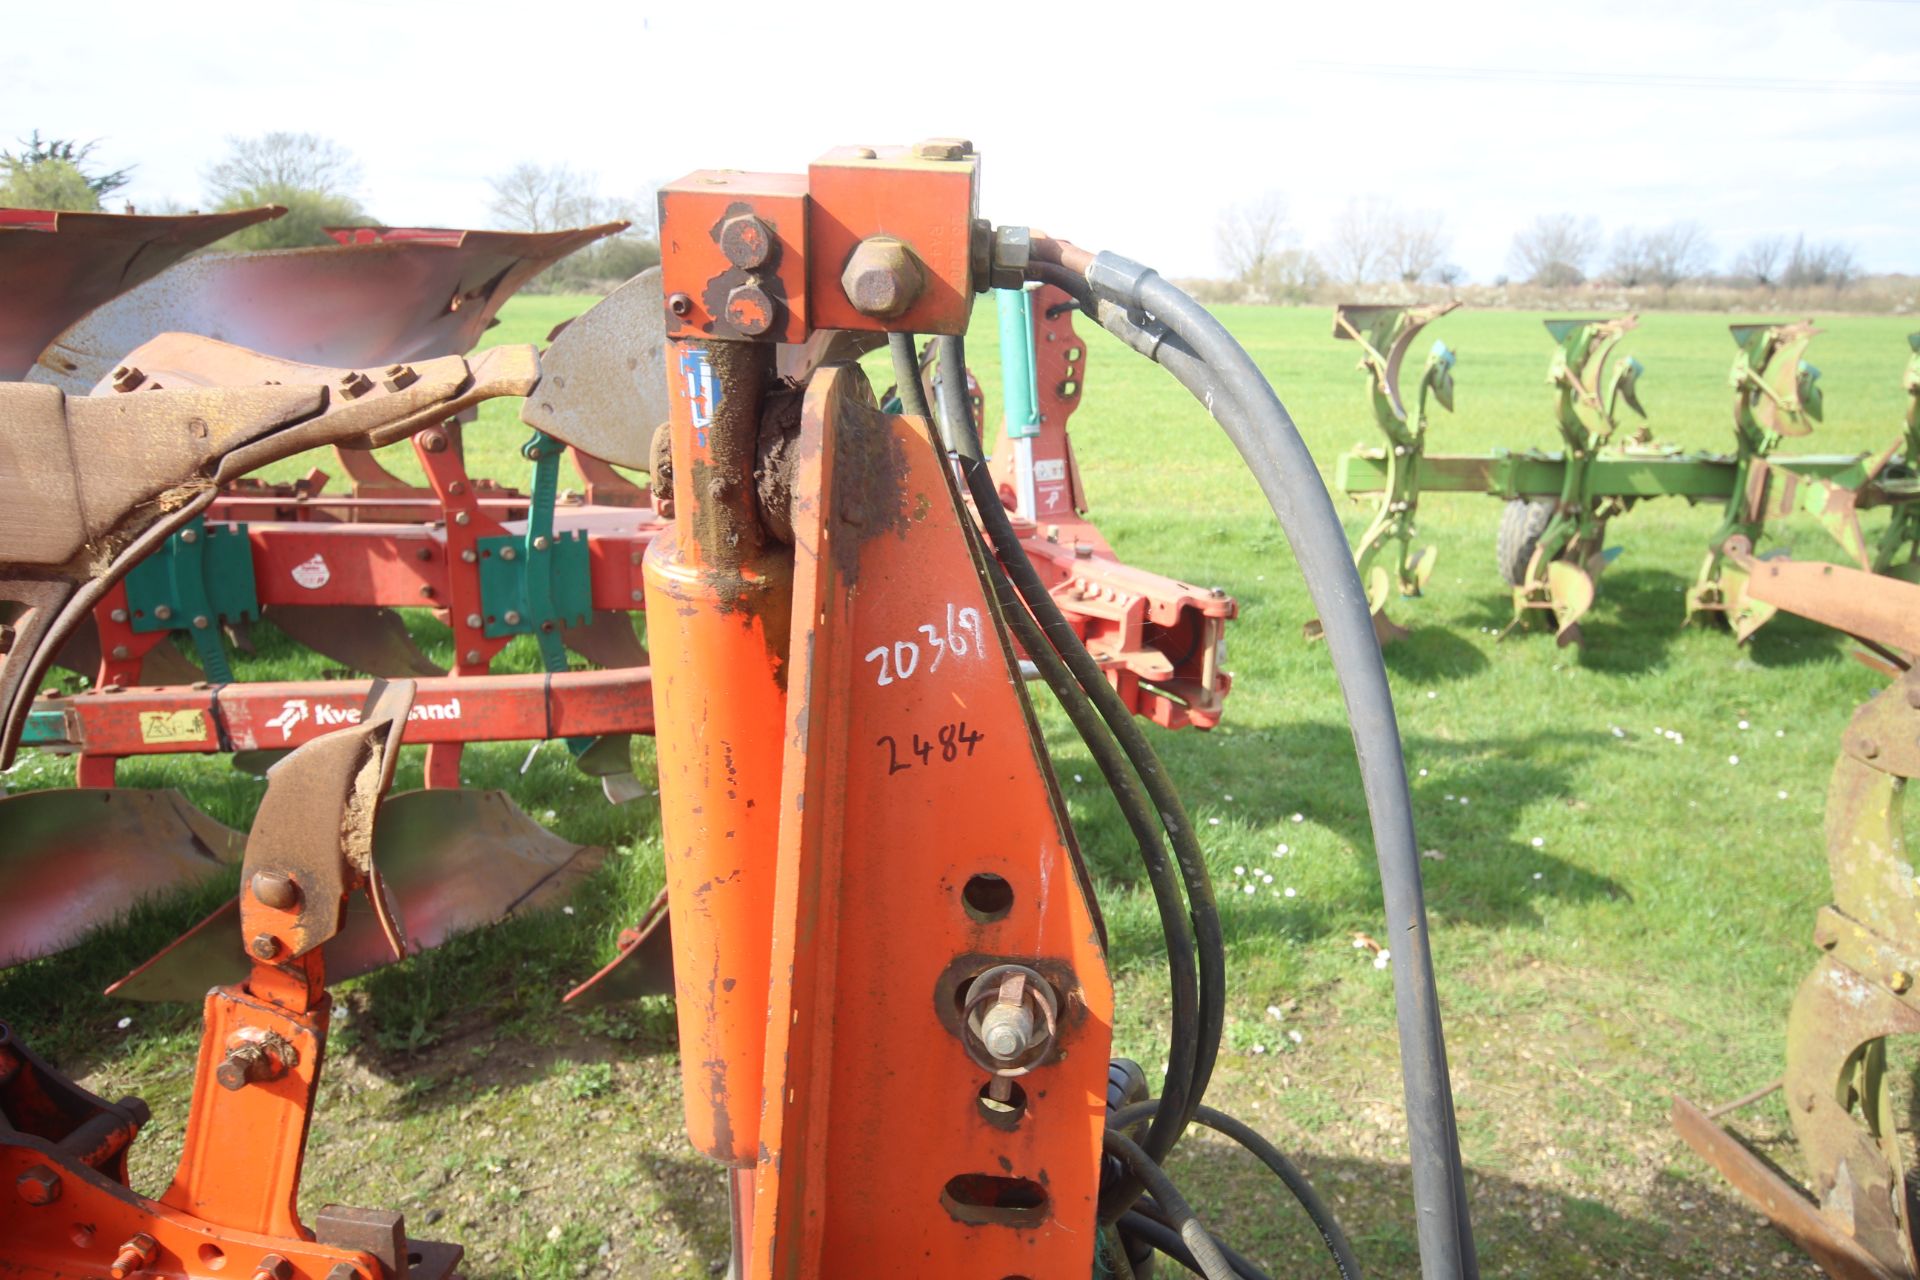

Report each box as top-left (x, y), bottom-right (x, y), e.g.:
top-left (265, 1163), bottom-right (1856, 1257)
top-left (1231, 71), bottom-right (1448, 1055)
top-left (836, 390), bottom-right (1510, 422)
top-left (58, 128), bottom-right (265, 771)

top-left (106, 789), bottom-right (605, 1001)
top-left (1497, 497), bottom-right (1555, 588)
top-left (0, 789), bottom-right (243, 968)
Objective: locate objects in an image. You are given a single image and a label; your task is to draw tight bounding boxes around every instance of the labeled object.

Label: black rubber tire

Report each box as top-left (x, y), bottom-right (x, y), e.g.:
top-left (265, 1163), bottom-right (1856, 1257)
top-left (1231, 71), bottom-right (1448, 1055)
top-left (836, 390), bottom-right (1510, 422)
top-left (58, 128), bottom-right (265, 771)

top-left (1497, 498), bottom-right (1556, 587)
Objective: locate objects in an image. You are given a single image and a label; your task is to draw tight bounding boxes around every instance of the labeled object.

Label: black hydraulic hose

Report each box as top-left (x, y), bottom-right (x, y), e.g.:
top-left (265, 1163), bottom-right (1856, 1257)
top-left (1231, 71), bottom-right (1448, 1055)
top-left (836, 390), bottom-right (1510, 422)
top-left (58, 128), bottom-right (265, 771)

top-left (1104, 1129), bottom-right (1237, 1280)
top-left (1111, 1099), bottom-right (1361, 1280)
top-left (934, 333), bottom-right (1228, 1208)
top-left (907, 331), bottom-right (1206, 1188)
top-left (1122, 1208), bottom-right (1270, 1280)
top-left (1075, 251), bottom-right (1476, 1280)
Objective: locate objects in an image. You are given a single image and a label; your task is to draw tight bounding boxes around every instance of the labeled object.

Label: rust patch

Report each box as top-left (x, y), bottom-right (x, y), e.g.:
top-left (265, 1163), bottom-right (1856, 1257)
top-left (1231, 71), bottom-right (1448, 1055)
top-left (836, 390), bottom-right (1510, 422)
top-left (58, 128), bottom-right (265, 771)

top-left (754, 383), bottom-right (805, 546)
top-left (825, 377), bottom-right (912, 589)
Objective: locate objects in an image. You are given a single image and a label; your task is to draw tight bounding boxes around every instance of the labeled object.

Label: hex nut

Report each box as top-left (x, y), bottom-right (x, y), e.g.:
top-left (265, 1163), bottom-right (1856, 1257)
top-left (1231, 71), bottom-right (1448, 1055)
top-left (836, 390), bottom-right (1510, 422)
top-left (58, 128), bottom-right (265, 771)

top-left (914, 137), bottom-right (972, 160)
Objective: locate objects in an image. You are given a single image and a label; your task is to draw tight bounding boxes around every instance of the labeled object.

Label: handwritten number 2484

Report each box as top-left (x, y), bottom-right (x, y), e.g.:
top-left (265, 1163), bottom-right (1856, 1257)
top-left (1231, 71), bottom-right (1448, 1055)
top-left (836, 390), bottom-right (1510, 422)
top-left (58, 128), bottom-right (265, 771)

top-left (877, 722), bottom-right (985, 775)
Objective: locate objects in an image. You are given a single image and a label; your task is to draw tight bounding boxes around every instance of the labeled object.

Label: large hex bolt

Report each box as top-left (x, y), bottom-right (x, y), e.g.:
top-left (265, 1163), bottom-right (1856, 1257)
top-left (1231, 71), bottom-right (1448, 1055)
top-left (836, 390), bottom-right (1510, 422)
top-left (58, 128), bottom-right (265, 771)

top-left (251, 1253), bottom-right (294, 1280)
top-left (216, 1030), bottom-right (298, 1092)
top-left (15, 1163), bottom-right (60, 1205)
top-left (719, 213), bottom-right (775, 269)
top-left (840, 236), bottom-right (925, 320)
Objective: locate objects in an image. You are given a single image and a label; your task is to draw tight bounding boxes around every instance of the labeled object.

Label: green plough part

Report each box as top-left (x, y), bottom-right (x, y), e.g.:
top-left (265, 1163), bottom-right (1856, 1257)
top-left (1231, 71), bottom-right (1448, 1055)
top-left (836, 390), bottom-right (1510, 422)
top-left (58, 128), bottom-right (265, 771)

top-left (1315, 301), bottom-right (1457, 643)
top-left (1501, 316), bottom-right (1649, 646)
top-left (1332, 318), bottom-right (1920, 649)
top-left (1685, 322), bottom-right (1824, 637)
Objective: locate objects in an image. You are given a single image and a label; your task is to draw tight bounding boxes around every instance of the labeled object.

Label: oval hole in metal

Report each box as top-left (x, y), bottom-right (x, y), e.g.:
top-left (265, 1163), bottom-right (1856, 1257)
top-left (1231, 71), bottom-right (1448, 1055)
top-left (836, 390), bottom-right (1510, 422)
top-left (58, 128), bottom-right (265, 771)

top-left (939, 1173), bottom-right (1049, 1228)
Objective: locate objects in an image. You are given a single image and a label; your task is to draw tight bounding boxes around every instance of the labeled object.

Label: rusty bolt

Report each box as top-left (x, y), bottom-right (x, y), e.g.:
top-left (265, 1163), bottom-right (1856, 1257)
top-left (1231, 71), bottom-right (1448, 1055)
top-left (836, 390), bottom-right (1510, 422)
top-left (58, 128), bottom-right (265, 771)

top-left (980, 995), bottom-right (1037, 1062)
top-left (420, 431), bottom-right (448, 453)
top-left (841, 236), bottom-right (925, 320)
top-left (252, 1254), bottom-right (294, 1280)
top-left (15, 1164), bottom-right (60, 1205)
top-left (187, 416), bottom-right (210, 439)
top-left (448, 481), bottom-right (466, 496)
top-left (914, 137), bottom-right (972, 161)
top-left (251, 869), bottom-right (300, 909)
top-left (1894, 971), bottom-right (1914, 994)
top-left (216, 1041), bottom-right (270, 1091)
top-left (248, 933), bottom-right (281, 961)
top-left (107, 1233), bottom-right (158, 1279)
top-left (110, 365), bottom-right (145, 393)
top-left (719, 213), bottom-right (775, 269)
top-left (667, 292), bottom-right (694, 317)
top-left (324, 1266), bottom-right (359, 1280)
top-left (382, 364), bottom-right (418, 392)
top-left (724, 283), bottom-right (777, 337)
top-left (337, 371), bottom-right (374, 400)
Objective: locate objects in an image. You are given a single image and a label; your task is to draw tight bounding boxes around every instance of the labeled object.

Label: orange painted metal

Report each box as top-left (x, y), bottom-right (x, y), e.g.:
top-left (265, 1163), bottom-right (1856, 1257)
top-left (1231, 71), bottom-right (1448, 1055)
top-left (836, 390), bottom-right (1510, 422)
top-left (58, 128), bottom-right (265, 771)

top-left (807, 146), bottom-right (978, 336)
top-left (658, 173), bottom-right (809, 344)
top-left (748, 365), bottom-right (1112, 1276)
top-left (644, 326), bottom-right (791, 1165)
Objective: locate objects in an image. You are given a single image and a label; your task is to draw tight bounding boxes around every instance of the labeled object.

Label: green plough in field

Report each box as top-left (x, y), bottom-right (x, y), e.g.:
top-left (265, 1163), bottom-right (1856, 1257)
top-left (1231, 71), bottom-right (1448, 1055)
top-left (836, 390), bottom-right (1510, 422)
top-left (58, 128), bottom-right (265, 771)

top-left (1333, 309), bottom-right (1920, 647)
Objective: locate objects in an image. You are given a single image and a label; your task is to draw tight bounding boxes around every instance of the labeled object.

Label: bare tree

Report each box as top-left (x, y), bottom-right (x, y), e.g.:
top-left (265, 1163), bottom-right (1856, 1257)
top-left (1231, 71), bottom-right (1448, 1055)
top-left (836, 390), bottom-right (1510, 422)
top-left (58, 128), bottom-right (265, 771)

top-left (1783, 234), bottom-right (1859, 289)
top-left (1607, 228), bottom-right (1652, 287)
top-left (1387, 208), bottom-right (1450, 284)
top-left (1327, 196), bottom-right (1394, 285)
top-left (1643, 221), bottom-right (1714, 287)
top-left (1434, 262), bottom-right (1466, 288)
top-left (206, 133), bottom-right (359, 205)
top-left (1510, 213), bottom-right (1601, 288)
top-left (202, 133), bottom-right (366, 250)
top-left (489, 163), bottom-right (655, 238)
top-left (1215, 192), bottom-right (1293, 287)
top-left (1732, 235), bottom-right (1790, 288)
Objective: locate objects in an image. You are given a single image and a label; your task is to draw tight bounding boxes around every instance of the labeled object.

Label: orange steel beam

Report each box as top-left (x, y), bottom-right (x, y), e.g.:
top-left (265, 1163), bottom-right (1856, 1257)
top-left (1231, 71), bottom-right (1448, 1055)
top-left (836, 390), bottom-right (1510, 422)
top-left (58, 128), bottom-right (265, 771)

top-left (648, 142), bottom-right (1111, 1276)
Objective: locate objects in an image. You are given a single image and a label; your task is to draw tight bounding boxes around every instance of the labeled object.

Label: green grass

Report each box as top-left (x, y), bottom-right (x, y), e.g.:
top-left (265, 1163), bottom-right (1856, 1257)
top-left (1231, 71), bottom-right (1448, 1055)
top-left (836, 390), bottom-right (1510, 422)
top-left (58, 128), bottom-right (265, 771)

top-left (8, 295), bottom-right (1913, 1277)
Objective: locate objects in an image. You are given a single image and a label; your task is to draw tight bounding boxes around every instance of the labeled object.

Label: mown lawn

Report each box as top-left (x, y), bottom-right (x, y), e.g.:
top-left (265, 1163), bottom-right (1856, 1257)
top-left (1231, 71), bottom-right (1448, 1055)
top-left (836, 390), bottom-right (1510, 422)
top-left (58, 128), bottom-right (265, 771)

top-left (6, 292), bottom-right (1915, 1277)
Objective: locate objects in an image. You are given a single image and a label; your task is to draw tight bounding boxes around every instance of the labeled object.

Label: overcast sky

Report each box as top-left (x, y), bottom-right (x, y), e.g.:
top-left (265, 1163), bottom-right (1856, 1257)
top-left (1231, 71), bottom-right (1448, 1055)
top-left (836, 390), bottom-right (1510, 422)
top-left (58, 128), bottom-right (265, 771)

top-left (6, 0), bottom-right (1916, 281)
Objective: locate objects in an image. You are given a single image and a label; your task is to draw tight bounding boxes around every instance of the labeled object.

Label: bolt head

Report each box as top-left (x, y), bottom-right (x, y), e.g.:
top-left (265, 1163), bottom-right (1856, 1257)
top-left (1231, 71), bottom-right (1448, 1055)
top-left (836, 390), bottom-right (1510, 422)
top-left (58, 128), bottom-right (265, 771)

top-left (667, 292), bottom-right (694, 317)
top-left (841, 237), bottom-right (925, 319)
top-left (336, 371), bottom-right (374, 400)
top-left (724, 283), bottom-right (777, 336)
top-left (251, 869), bottom-right (300, 910)
top-left (16, 1164), bottom-right (60, 1205)
top-left (1894, 970), bottom-right (1913, 994)
top-left (421, 431), bottom-right (448, 453)
top-left (914, 137), bottom-right (972, 161)
top-left (465, 614), bottom-right (483, 629)
top-left (719, 213), bottom-right (775, 269)
top-left (249, 933), bottom-right (281, 961)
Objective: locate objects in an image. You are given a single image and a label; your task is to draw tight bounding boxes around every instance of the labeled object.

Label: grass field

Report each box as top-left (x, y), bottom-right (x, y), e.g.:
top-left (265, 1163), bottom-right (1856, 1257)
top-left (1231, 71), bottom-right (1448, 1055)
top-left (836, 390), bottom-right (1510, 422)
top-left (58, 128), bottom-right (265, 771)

top-left (6, 294), bottom-right (1917, 1278)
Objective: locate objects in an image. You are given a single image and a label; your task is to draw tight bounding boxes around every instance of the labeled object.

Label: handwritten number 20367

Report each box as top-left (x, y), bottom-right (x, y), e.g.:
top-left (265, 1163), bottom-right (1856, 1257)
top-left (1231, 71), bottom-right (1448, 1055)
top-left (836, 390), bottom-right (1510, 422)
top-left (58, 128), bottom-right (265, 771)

top-left (877, 722), bottom-right (985, 775)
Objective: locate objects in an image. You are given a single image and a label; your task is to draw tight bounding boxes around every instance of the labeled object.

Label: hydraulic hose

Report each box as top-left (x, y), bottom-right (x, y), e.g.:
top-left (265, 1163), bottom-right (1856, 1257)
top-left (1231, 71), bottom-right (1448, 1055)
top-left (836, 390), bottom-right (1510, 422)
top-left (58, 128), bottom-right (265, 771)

top-left (899, 333), bottom-right (1208, 1183)
top-left (932, 333), bottom-right (1228, 1212)
top-left (1104, 1129), bottom-right (1237, 1280)
top-left (1055, 246), bottom-right (1476, 1280)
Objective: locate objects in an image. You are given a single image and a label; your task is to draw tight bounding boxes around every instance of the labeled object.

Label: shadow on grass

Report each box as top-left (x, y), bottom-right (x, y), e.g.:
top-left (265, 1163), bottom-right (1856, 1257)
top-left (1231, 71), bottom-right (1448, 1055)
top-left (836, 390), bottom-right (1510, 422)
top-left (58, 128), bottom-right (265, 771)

top-left (1382, 624), bottom-right (1490, 683)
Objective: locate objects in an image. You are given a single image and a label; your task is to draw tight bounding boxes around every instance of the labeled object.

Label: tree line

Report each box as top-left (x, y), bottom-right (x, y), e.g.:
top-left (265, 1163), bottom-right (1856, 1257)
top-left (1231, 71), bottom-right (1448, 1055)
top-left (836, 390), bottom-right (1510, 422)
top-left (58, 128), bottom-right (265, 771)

top-left (1, 131), bottom-right (658, 290)
top-left (1216, 192), bottom-right (1866, 301)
